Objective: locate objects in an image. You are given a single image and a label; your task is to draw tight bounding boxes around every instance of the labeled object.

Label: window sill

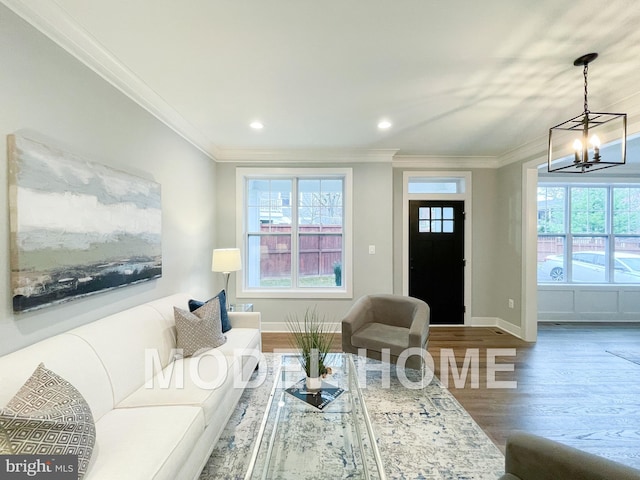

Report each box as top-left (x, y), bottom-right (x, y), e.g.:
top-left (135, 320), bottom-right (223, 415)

top-left (237, 289), bottom-right (352, 299)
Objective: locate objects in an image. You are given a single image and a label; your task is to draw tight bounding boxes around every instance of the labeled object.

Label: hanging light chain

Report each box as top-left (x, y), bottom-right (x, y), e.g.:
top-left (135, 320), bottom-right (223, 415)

top-left (583, 62), bottom-right (589, 114)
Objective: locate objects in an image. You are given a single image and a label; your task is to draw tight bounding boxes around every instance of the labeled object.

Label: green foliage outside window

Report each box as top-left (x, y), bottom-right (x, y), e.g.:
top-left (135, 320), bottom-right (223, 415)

top-left (570, 187), bottom-right (606, 234)
top-left (613, 188), bottom-right (640, 234)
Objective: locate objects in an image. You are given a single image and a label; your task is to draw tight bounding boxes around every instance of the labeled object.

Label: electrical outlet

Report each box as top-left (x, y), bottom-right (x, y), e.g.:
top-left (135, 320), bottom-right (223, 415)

top-left (508, 299), bottom-right (515, 309)
top-left (368, 245), bottom-right (376, 254)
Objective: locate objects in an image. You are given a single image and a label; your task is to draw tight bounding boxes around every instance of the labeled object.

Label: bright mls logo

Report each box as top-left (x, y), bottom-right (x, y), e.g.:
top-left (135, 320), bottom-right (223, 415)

top-left (0, 455), bottom-right (76, 479)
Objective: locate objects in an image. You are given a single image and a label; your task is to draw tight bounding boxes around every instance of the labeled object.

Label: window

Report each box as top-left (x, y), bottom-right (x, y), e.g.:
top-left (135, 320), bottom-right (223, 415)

top-left (238, 169), bottom-right (352, 297)
top-left (537, 184), bottom-right (640, 284)
top-left (408, 177), bottom-right (465, 194)
top-left (418, 206), bottom-right (455, 233)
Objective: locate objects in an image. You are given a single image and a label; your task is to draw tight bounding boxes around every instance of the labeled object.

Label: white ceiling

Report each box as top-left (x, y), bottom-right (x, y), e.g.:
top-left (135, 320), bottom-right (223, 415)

top-left (6, 0), bottom-right (640, 163)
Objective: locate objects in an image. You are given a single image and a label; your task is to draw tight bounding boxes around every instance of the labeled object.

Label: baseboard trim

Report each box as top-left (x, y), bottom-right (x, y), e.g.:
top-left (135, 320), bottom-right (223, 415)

top-left (496, 318), bottom-right (523, 339)
top-left (261, 321), bottom-right (343, 333)
top-left (470, 316), bottom-right (524, 339)
top-left (539, 318), bottom-right (640, 323)
top-left (469, 316), bottom-right (500, 326)
top-left (261, 318), bottom-right (525, 339)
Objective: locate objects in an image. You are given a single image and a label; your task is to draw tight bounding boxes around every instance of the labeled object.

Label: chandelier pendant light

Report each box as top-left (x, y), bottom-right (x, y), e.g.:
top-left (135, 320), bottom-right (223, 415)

top-left (548, 53), bottom-right (627, 173)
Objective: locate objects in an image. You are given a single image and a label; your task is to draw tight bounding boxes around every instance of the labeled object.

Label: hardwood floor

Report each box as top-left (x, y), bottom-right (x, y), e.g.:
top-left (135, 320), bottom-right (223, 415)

top-left (262, 323), bottom-right (640, 469)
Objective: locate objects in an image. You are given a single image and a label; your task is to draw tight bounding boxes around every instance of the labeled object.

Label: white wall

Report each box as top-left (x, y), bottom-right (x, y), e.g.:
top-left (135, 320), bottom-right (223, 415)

top-left (493, 161), bottom-right (524, 328)
top-left (215, 161), bottom-right (393, 328)
top-left (0, 5), bottom-right (217, 354)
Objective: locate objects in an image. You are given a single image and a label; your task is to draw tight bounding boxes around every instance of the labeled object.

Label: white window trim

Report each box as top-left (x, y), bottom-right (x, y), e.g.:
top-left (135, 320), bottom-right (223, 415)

top-left (402, 171), bottom-right (472, 323)
top-left (235, 167), bottom-right (353, 299)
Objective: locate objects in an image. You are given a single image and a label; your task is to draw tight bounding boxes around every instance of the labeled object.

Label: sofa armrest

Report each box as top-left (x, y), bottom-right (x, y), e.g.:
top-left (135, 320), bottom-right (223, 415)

top-left (504, 431), bottom-right (640, 480)
top-left (228, 311), bottom-right (261, 330)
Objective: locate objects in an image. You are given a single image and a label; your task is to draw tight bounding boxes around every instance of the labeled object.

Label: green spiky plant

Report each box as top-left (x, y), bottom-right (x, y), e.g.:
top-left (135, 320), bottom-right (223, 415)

top-left (286, 306), bottom-right (336, 378)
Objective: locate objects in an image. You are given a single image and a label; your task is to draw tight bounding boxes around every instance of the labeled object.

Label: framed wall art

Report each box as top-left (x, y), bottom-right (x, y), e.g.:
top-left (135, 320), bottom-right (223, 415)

top-left (8, 134), bottom-right (162, 312)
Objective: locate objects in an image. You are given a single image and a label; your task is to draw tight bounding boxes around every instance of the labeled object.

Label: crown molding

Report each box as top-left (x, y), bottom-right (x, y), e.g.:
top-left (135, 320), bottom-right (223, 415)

top-left (496, 137), bottom-right (547, 168)
top-left (392, 155), bottom-right (499, 169)
top-left (214, 148), bottom-right (398, 163)
top-left (1, 0), bottom-right (218, 161)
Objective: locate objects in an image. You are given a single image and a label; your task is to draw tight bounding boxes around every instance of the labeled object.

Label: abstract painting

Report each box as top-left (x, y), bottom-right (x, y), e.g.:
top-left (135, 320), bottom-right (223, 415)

top-left (8, 134), bottom-right (162, 312)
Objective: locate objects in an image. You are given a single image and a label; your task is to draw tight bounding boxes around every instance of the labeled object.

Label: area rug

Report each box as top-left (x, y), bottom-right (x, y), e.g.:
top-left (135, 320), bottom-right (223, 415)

top-left (199, 354), bottom-right (504, 480)
top-left (606, 350), bottom-right (640, 366)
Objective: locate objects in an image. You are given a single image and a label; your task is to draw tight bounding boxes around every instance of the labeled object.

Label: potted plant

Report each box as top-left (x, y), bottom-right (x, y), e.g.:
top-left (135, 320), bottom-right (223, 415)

top-left (333, 261), bottom-right (342, 286)
top-left (286, 306), bottom-right (336, 390)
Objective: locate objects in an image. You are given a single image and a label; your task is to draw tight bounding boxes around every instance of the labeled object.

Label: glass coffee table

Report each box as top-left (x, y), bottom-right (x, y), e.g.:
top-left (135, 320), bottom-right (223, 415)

top-left (244, 353), bottom-right (387, 480)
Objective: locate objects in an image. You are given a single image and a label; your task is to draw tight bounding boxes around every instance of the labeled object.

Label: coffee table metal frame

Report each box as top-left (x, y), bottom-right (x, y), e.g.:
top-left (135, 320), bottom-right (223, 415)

top-left (244, 353), bottom-right (387, 480)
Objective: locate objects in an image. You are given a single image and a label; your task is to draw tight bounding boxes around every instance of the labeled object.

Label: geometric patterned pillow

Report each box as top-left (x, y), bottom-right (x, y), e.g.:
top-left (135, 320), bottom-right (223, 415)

top-left (174, 298), bottom-right (226, 357)
top-left (0, 363), bottom-right (96, 479)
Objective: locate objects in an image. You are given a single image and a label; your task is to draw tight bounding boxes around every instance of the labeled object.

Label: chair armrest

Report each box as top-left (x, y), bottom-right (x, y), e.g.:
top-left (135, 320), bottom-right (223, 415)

top-left (228, 311), bottom-right (261, 330)
top-left (408, 301), bottom-right (430, 348)
top-left (504, 432), bottom-right (640, 480)
top-left (341, 298), bottom-right (373, 340)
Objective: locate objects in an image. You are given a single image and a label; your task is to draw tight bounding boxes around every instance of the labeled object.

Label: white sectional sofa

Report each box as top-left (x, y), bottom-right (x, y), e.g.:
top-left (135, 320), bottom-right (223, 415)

top-left (0, 293), bottom-right (262, 480)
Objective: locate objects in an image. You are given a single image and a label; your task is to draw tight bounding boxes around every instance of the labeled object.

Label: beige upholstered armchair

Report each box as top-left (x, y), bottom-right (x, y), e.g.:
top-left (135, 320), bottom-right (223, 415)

top-left (341, 294), bottom-right (430, 370)
top-left (500, 431), bottom-right (640, 480)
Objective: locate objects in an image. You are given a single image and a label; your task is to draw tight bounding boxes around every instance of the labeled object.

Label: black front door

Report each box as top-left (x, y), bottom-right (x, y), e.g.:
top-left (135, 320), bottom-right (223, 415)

top-left (409, 200), bottom-right (465, 325)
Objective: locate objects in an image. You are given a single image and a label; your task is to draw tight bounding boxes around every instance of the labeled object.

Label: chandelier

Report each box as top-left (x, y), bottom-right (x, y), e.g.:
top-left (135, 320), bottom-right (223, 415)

top-left (548, 53), bottom-right (627, 173)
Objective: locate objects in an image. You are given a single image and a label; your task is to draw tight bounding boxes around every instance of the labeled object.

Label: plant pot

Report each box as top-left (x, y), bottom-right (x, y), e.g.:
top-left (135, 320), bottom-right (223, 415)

top-left (305, 376), bottom-right (322, 391)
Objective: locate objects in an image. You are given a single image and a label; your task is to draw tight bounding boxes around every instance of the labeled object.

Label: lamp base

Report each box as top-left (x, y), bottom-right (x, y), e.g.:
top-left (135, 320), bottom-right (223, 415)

top-left (222, 272), bottom-right (231, 311)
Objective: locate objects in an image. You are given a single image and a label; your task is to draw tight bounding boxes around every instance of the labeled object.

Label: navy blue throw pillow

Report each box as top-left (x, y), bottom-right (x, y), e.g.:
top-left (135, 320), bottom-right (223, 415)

top-left (188, 290), bottom-right (231, 333)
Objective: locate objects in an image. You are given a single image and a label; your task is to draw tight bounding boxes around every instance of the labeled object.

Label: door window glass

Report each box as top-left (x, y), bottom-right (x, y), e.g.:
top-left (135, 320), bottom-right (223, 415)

top-left (408, 178), bottom-right (465, 194)
top-left (418, 207), bottom-right (454, 234)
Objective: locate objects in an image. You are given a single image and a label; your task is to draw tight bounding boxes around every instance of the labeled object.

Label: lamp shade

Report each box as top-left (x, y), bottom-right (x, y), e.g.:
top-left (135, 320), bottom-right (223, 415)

top-left (212, 248), bottom-right (242, 273)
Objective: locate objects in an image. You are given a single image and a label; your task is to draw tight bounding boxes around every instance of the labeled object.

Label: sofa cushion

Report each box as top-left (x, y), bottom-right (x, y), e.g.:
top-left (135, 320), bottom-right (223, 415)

top-left (351, 322), bottom-right (410, 357)
top-left (68, 304), bottom-right (177, 406)
top-left (146, 293), bottom-right (192, 325)
top-left (84, 406), bottom-right (204, 480)
top-left (215, 328), bottom-right (262, 358)
top-left (118, 328), bottom-right (261, 425)
top-left (189, 290), bottom-right (232, 333)
top-left (0, 334), bottom-right (114, 421)
top-left (0, 363), bottom-right (96, 479)
top-left (175, 302), bottom-right (226, 357)
top-left (117, 353), bottom-right (232, 425)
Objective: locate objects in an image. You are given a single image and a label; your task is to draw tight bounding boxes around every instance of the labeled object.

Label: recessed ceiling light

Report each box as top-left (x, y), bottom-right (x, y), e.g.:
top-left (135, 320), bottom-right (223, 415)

top-left (378, 120), bottom-right (392, 130)
top-left (250, 121), bottom-right (264, 130)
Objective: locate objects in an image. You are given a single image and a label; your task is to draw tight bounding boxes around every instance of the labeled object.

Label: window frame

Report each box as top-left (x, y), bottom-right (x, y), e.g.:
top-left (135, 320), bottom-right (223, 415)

top-left (236, 167), bottom-right (353, 299)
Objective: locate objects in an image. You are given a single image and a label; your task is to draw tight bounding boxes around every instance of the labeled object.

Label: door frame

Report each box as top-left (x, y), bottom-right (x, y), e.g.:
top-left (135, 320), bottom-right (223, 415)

top-left (402, 171), bottom-right (472, 325)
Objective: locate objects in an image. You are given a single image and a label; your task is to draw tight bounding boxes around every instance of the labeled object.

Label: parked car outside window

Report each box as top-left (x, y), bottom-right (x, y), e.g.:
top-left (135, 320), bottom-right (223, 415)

top-left (537, 251), bottom-right (640, 283)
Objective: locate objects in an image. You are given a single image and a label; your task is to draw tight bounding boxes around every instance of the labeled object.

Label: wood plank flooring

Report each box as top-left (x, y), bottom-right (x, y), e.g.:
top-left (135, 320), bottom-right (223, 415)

top-left (261, 323), bottom-right (640, 469)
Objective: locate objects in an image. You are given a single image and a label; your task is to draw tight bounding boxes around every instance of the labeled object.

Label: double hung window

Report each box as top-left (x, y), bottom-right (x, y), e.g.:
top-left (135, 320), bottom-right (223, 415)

top-left (238, 169), bottom-right (351, 297)
top-left (537, 184), bottom-right (640, 284)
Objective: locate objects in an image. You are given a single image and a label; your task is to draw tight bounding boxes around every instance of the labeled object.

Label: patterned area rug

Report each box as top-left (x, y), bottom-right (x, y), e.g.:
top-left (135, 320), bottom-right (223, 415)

top-left (200, 354), bottom-right (504, 480)
top-left (606, 350), bottom-right (640, 366)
